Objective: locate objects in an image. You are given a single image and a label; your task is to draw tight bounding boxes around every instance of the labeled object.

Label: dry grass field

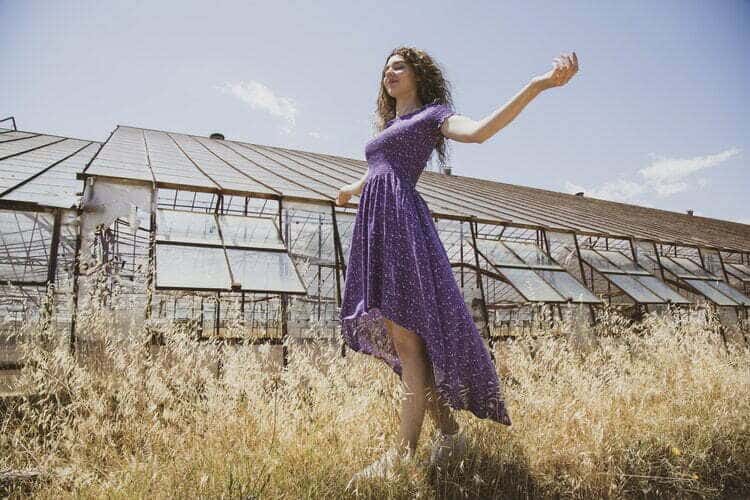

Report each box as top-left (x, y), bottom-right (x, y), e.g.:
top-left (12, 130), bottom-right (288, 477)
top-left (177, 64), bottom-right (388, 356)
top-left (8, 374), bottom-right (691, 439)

top-left (1, 304), bottom-right (749, 498)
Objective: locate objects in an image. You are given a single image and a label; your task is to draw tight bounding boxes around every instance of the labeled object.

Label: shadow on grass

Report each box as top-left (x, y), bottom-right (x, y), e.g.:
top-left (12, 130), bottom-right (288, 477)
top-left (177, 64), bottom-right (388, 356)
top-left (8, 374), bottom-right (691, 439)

top-left (344, 435), bottom-right (538, 499)
top-left (424, 437), bottom-right (539, 499)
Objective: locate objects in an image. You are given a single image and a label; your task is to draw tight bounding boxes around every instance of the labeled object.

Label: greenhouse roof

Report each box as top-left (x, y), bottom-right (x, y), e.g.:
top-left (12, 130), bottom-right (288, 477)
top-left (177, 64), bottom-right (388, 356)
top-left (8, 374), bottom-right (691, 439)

top-left (0, 127), bottom-right (100, 209)
top-left (2, 124), bottom-right (749, 253)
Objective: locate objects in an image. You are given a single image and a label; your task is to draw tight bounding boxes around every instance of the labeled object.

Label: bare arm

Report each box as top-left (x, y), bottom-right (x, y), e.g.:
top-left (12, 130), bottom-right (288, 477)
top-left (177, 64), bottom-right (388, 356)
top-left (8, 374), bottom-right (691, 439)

top-left (336, 170), bottom-right (369, 206)
top-left (442, 80), bottom-right (546, 144)
top-left (441, 51), bottom-right (580, 144)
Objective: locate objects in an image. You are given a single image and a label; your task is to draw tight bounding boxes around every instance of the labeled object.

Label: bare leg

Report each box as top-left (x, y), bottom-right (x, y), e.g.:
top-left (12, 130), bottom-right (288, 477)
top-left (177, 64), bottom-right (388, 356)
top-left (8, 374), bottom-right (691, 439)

top-left (384, 317), bottom-right (432, 457)
top-left (424, 366), bottom-right (460, 435)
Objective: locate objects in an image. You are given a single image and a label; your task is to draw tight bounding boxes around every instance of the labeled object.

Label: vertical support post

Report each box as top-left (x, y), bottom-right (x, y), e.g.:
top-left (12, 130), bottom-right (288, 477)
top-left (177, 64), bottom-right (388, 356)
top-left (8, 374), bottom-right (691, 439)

top-left (330, 205), bottom-right (347, 358)
top-left (541, 229), bottom-right (551, 254)
top-left (280, 200), bottom-right (290, 367)
top-left (653, 244), bottom-right (668, 282)
top-left (47, 209), bottom-right (62, 284)
top-left (459, 220), bottom-right (465, 288)
top-left (697, 247), bottom-right (706, 268)
top-left (572, 233), bottom-right (596, 325)
top-left (145, 209), bottom-right (157, 320)
top-left (628, 237), bottom-right (638, 263)
top-left (317, 213), bottom-right (322, 321)
top-left (469, 218), bottom-right (494, 359)
top-left (714, 249), bottom-right (731, 283)
top-left (281, 293), bottom-right (289, 367)
top-left (215, 292), bottom-right (221, 337)
top-left (330, 205), bottom-right (344, 307)
top-left (573, 233), bottom-right (588, 287)
top-left (68, 209), bottom-right (83, 356)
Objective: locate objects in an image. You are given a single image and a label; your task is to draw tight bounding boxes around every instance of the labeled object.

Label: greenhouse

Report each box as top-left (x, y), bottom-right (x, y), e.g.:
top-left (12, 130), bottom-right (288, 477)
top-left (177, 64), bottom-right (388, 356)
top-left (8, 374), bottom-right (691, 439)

top-left (1, 116), bottom-right (749, 368)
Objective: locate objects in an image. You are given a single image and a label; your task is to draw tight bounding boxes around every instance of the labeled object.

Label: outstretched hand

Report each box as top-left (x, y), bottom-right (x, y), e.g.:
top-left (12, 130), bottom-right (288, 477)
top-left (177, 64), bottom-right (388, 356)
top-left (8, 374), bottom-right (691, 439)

top-left (336, 187), bottom-right (354, 206)
top-left (533, 51), bottom-right (579, 90)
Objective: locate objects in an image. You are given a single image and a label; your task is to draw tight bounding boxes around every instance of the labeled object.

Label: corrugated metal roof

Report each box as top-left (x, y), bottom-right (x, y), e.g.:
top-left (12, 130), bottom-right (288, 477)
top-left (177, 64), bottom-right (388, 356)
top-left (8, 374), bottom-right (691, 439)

top-left (0, 129), bottom-right (100, 209)
top-left (7, 124), bottom-right (750, 253)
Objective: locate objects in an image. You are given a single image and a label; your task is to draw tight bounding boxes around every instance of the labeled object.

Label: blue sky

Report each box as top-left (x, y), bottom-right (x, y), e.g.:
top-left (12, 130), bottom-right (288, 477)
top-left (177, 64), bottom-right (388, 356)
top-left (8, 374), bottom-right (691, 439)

top-left (2, 0), bottom-right (748, 223)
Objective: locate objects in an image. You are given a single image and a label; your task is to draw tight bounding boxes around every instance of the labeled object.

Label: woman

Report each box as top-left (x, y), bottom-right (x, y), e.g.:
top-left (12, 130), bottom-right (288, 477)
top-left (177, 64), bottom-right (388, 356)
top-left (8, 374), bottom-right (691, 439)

top-left (337, 47), bottom-right (579, 484)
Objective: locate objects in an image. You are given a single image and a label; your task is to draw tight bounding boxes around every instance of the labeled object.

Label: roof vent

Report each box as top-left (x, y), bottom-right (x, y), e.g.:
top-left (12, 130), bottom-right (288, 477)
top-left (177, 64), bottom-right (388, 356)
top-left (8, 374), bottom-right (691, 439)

top-left (442, 166), bottom-right (452, 176)
top-left (575, 191), bottom-right (584, 197)
top-left (209, 132), bottom-right (225, 140)
top-left (687, 209), bottom-right (694, 216)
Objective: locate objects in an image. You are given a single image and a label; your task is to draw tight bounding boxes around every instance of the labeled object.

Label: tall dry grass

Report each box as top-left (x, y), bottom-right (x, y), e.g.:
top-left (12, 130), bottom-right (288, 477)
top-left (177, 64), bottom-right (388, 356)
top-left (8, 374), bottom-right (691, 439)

top-left (1, 301), bottom-right (749, 498)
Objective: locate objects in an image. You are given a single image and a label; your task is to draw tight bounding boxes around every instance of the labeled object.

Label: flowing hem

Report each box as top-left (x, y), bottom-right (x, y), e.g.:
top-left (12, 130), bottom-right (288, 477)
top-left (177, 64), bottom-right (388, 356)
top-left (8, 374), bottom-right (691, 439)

top-left (341, 301), bottom-right (512, 426)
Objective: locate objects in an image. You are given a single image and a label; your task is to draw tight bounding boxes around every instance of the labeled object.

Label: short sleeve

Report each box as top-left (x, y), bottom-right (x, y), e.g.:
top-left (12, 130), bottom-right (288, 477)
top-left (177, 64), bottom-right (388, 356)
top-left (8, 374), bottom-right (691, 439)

top-left (433, 103), bottom-right (455, 133)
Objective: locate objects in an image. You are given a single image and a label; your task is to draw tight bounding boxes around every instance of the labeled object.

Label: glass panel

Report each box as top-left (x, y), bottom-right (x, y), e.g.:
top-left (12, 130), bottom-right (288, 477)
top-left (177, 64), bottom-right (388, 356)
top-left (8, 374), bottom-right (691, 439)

top-left (537, 270), bottom-right (600, 303)
top-left (155, 244), bottom-right (231, 289)
top-left (707, 280), bottom-right (750, 306)
top-left (654, 255), bottom-right (696, 278)
top-left (474, 239), bottom-right (524, 266)
top-left (578, 248), bottom-right (621, 273)
top-left (503, 241), bottom-right (561, 269)
top-left (0, 210), bottom-right (54, 283)
top-left (700, 249), bottom-right (725, 277)
top-left (156, 209), bottom-right (221, 245)
top-left (727, 263), bottom-right (750, 281)
top-left (218, 214), bottom-right (285, 249)
top-left (670, 257), bottom-right (719, 278)
top-left (596, 250), bottom-right (650, 275)
top-left (633, 276), bottom-right (691, 304)
top-left (606, 274), bottom-right (664, 303)
top-left (499, 267), bottom-right (565, 302)
top-left (3, 142), bottom-right (99, 208)
top-left (226, 249), bottom-right (307, 293)
top-left (684, 279), bottom-right (737, 306)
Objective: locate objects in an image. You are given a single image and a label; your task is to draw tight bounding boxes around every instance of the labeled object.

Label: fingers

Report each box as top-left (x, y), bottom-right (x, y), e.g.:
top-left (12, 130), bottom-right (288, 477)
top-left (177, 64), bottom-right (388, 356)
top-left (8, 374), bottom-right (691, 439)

top-left (336, 190), bottom-right (351, 206)
top-left (546, 51), bottom-right (580, 88)
top-left (555, 51), bottom-right (579, 82)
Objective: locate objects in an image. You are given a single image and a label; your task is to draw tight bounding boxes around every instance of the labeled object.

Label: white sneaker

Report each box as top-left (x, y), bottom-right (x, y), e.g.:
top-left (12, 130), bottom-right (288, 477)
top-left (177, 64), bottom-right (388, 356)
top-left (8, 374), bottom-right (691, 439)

top-left (345, 447), bottom-right (411, 490)
top-left (429, 428), bottom-right (467, 467)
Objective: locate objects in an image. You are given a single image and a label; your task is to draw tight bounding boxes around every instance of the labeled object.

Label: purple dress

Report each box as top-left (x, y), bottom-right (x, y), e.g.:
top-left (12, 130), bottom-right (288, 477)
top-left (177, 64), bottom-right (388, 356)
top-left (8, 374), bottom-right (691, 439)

top-left (340, 100), bottom-right (512, 426)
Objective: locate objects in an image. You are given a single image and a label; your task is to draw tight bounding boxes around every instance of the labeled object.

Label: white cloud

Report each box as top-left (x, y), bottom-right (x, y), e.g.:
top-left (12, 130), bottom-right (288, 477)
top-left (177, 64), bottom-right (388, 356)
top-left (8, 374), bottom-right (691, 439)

top-left (563, 179), bottom-right (646, 203)
top-left (214, 80), bottom-right (297, 133)
top-left (564, 147), bottom-right (741, 203)
top-left (638, 147), bottom-right (741, 197)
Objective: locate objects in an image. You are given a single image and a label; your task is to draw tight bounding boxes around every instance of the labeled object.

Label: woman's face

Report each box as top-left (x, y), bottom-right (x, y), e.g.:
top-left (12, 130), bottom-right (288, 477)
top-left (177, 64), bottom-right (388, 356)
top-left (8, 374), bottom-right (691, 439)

top-left (382, 54), bottom-right (417, 99)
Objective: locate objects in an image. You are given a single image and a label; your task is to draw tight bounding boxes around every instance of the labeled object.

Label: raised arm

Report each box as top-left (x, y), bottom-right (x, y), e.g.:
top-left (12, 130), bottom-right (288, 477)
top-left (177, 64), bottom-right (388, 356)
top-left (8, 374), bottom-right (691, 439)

top-left (441, 51), bottom-right (579, 144)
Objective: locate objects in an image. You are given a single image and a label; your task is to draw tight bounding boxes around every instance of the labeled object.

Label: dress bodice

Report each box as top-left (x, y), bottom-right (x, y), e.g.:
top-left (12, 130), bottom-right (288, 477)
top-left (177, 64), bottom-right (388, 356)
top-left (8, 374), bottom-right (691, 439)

top-left (364, 101), bottom-right (455, 189)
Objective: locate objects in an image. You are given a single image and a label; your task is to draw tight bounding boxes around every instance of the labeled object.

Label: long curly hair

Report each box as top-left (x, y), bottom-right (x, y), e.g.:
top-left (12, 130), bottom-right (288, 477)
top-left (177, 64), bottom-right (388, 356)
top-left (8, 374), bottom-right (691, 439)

top-left (375, 46), bottom-right (455, 173)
